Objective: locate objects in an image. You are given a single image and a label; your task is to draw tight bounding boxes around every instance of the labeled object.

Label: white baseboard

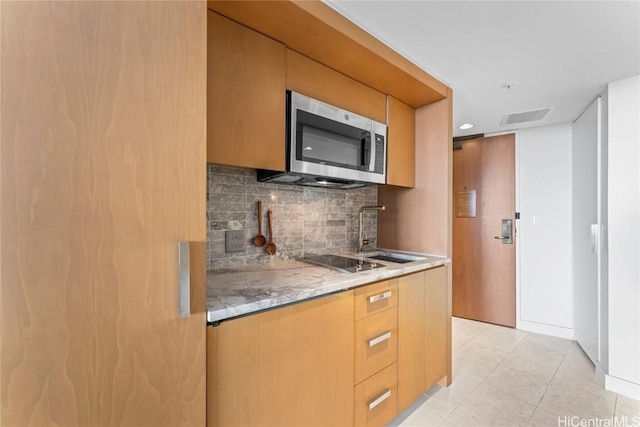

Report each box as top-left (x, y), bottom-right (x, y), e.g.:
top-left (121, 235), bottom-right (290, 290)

top-left (517, 319), bottom-right (574, 339)
top-left (596, 363), bottom-right (640, 401)
top-left (605, 374), bottom-right (640, 401)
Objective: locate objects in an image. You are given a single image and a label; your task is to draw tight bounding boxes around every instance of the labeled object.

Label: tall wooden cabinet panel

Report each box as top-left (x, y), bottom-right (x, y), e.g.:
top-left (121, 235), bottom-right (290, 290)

top-left (425, 266), bottom-right (448, 388)
top-left (208, 11), bottom-right (286, 170)
top-left (387, 96), bottom-right (416, 188)
top-left (1, 2), bottom-right (207, 425)
top-left (207, 291), bottom-right (354, 427)
top-left (286, 49), bottom-right (387, 124)
top-left (397, 272), bottom-right (426, 411)
top-left (397, 266), bottom-right (448, 413)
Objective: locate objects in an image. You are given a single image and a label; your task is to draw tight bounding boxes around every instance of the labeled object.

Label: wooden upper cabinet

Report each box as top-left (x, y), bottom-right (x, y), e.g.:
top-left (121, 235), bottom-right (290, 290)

top-left (286, 49), bottom-right (386, 124)
top-left (208, 11), bottom-right (286, 170)
top-left (386, 96), bottom-right (416, 188)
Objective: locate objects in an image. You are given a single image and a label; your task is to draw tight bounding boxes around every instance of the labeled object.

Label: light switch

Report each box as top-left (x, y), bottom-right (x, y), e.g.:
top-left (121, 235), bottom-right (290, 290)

top-left (533, 215), bottom-right (543, 227)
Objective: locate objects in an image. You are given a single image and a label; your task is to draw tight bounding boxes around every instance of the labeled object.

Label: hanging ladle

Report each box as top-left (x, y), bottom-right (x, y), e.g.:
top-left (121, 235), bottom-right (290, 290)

top-left (253, 201), bottom-right (266, 247)
top-left (265, 210), bottom-right (277, 255)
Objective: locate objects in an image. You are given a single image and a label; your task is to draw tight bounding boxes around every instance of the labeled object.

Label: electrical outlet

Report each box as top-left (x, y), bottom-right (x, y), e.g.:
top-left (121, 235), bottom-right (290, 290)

top-left (225, 230), bottom-right (246, 253)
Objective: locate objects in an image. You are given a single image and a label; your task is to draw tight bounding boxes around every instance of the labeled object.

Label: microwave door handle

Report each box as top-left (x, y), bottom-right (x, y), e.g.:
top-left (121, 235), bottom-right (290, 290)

top-left (369, 128), bottom-right (377, 172)
top-left (363, 130), bottom-right (375, 172)
top-left (362, 132), bottom-right (371, 169)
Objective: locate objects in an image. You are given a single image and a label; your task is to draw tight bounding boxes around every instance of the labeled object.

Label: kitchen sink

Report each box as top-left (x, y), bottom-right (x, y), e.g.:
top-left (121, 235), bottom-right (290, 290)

top-left (366, 252), bottom-right (426, 264)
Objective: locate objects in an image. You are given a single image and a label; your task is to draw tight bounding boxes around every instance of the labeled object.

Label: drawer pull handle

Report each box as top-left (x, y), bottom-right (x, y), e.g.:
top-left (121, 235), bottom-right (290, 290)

top-left (368, 331), bottom-right (392, 347)
top-left (368, 388), bottom-right (391, 410)
top-left (368, 290), bottom-right (392, 303)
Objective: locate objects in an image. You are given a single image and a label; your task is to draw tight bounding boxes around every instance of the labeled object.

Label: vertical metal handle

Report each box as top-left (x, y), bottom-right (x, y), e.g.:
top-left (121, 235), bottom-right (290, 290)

top-left (178, 242), bottom-right (190, 319)
top-left (367, 389), bottom-right (391, 410)
top-left (362, 131), bottom-right (373, 169)
top-left (590, 224), bottom-right (599, 254)
top-left (368, 130), bottom-right (376, 172)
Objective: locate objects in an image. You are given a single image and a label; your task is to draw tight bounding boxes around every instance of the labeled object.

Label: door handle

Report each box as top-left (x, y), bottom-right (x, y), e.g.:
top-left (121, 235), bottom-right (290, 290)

top-left (178, 241), bottom-right (190, 319)
top-left (590, 224), bottom-right (599, 254)
top-left (495, 219), bottom-right (513, 244)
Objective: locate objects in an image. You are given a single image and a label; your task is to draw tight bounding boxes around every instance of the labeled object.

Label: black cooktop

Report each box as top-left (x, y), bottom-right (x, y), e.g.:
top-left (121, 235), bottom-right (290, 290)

top-left (300, 254), bottom-right (382, 273)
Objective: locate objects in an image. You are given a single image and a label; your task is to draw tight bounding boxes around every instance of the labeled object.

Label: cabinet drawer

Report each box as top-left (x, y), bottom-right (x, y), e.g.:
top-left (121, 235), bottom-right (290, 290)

top-left (355, 307), bottom-right (398, 384)
top-left (354, 279), bottom-right (398, 321)
top-left (354, 363), bottom-right (398, 427)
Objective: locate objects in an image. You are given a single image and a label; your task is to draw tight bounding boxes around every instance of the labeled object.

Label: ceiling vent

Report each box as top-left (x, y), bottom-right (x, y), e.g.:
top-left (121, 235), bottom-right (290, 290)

top-left (500, 108), bottom-right (552, 126)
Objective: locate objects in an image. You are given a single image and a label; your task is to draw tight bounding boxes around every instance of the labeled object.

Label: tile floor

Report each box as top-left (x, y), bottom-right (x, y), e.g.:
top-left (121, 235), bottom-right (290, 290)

top-left (390, 317), bottom-right (640, 427)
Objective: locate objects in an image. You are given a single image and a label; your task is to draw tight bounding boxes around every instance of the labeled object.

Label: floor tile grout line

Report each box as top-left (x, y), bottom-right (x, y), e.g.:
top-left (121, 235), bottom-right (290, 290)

top-left (450, 320), bottom-right (492, 354)
top-left (523, 338), bottom-right (575, 425)
top-left (416, 319), bottom-right (617, 427)
top-left (440, 328), bottom-right (531, 426)
top-left (469, 330), bottom-right (548, 419)
top-left (437, 328), bottom-right (497, 425)
top-left (453, 321), bottom-right (498, 353)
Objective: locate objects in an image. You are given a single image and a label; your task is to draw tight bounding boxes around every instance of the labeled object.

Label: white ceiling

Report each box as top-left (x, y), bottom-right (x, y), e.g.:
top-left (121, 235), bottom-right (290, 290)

top-left (324, 1), bottom-right (640, 137)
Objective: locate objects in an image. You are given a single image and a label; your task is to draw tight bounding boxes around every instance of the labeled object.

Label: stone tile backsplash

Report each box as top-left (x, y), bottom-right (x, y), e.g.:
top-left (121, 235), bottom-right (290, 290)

top-left (207, 165), bottom-right (378, 270)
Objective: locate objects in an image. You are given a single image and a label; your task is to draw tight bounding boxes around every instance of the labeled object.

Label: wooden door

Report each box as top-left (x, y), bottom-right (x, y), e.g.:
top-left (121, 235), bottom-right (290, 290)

top-left (1, 2), bottom-right (207, 425)
top-left (453, 134), bottom-right (516, 327)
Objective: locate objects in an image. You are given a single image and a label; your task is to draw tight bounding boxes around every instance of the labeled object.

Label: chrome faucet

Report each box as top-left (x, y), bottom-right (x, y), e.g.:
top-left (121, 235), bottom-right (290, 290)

top-left (359, 205), bottom-right (385, 253)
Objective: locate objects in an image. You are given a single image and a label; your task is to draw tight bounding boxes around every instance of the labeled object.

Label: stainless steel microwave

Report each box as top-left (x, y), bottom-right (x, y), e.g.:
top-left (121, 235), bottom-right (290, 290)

top-left (257, 91), bottom-right (387, 189)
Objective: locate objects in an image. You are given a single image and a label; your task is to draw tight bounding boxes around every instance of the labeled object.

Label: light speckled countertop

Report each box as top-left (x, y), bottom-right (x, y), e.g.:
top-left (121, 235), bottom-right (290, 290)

top-left (206, 251), bottom-right (450, 323)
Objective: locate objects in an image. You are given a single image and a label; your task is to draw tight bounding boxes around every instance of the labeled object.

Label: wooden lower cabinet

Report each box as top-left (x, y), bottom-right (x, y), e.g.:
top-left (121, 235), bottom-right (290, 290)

top-left (207, 268), bottom-right (449, 426)
top-left (207, 290), bottom-right (354, 427)
top-left (354, 307), bottom-right (398, 384)
top-left (354, 279), bottom-right (398, 321)
top-left (354, 363), bottom-right (398, 427)
top-left (397, 271), bottom-right (427, 410)
top-left (397, 267), bottom-right (449, 413)
top-left (425, 266), bottom-right (448, 388)
top-left (353, 280), bottom-right (399, 427)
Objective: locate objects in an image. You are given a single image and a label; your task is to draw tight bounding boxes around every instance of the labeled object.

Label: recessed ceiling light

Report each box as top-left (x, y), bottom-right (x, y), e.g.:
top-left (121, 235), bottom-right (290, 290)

top-left (459, 123), bottom-right (474, 130)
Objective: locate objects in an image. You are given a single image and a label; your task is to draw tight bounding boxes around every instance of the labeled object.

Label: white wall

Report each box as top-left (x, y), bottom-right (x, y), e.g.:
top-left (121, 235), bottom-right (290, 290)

top-left (606, 75), bottom-right (640, 392)
top-left (517, 124), bottom-right (573, 337)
